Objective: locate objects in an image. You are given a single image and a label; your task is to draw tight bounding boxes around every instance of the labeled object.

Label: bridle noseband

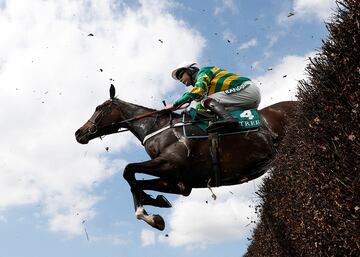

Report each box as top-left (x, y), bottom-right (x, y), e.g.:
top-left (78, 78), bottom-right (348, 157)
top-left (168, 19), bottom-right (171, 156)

top-left (87, 102), bottom-right (114, 134)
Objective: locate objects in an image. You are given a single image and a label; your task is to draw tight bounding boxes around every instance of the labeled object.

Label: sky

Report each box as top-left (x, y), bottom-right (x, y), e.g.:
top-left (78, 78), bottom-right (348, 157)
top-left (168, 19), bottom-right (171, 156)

top-left (0, 0), bottom-right (335, 256)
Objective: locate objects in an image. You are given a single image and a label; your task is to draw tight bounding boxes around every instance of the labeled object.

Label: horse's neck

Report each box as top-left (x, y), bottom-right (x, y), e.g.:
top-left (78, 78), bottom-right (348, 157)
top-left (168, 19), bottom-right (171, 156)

top-left (115, 99), bottom-right (174, 142)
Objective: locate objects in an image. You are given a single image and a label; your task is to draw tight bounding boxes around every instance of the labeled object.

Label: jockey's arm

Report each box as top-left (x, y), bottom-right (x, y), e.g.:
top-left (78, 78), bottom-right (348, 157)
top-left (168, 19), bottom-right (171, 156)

top-left (172, 83), bottom-right (208, 109)
top-left (170, 71), bottom-right (210, 110)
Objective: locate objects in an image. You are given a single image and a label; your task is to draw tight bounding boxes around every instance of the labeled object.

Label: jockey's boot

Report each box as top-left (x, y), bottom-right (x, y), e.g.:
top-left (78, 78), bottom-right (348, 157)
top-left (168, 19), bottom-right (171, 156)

top-left (203, 98), bottom-right (238, 133)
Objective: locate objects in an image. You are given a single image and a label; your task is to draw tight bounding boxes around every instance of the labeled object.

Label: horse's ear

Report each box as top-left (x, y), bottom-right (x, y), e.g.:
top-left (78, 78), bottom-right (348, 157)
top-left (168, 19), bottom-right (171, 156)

top-left (110, 84), bottom-right (116, 99)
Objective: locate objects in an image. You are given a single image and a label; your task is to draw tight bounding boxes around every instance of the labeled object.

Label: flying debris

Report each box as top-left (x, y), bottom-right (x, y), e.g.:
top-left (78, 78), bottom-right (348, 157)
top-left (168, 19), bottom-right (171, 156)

top-left (82, 220), bottom-right (90, 241)
top-left (105, 147), bottom-right (109, 152)
top-left (267, 68), bottom-right (273, 71)
top-left (283, 75), bottom-right (288, 78)
top-left (100, 68), bottom-right (103, 72)
top-left (227, 39), bottom-right (231, 43)
top-left (287, 12), bottom-right (295, 17)
top-left (88, 33), bottom-right (94, 36)
top-left (158, 39), bottom-right (163, 43)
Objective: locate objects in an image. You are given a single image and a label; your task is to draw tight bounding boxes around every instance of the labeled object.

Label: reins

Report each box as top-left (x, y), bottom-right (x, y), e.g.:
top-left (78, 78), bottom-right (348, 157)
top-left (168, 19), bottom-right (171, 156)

top-left (114, 109), bottom-right (171, 126)
top-left (88, 96), bottom-right (183, 140)
top-left (96, 108), bottom-right (173, 138)
top-left (111, 100), bottom-right (188, 127)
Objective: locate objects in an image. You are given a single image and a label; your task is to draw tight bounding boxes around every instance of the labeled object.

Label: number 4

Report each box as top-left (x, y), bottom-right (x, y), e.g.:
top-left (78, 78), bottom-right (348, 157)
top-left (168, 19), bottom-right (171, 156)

top-left (240, 110), bottom-right (254, 120)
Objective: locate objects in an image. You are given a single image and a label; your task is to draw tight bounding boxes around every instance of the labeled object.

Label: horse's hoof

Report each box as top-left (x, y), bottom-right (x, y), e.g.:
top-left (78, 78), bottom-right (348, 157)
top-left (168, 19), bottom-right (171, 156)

top-left (151, 215), bottom-right (165, 231)
top-left (156, 195), bottom-right (172, 208)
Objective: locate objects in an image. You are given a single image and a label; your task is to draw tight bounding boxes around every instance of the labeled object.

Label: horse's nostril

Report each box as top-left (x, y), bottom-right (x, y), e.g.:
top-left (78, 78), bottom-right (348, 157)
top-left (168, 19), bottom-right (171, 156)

top-left (75, 129), bottom-right (81, 137)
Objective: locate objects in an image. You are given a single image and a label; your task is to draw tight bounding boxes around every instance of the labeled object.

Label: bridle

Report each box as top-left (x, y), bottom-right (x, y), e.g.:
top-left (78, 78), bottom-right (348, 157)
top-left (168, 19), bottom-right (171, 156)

top-left (87, 103), bottom-right (114, 135)
top-left (87, 100), bottom-right (173, 136)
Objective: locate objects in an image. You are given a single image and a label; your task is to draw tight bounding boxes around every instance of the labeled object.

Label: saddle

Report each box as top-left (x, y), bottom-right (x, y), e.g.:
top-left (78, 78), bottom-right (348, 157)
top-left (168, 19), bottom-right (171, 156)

top-left (181, 108), bottom-right (262, 138)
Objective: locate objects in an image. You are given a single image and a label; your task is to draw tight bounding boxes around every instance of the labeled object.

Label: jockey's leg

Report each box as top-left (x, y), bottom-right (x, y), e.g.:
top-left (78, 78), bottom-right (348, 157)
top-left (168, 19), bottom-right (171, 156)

top-left (210, 81), bottom-right (261, 110)
top-left (203, 81), bottom-right (261, 132)
top-left (203, 98), bottom-right (238, 132)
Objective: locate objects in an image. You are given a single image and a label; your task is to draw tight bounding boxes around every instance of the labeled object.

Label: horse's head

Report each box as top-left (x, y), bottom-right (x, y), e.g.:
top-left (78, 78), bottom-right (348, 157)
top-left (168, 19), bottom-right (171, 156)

top-left (75, 85), bottom-right (123, 144)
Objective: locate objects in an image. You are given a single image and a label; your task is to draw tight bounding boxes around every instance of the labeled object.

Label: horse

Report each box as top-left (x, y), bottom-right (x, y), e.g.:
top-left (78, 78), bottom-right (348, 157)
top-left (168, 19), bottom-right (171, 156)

top-left (75, 85), bottom-right (297, 231)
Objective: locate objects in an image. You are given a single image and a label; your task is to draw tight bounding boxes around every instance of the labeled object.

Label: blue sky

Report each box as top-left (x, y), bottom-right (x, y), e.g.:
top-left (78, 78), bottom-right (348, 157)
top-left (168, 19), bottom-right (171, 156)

top-left (0, 0), bottom-right (335, 256)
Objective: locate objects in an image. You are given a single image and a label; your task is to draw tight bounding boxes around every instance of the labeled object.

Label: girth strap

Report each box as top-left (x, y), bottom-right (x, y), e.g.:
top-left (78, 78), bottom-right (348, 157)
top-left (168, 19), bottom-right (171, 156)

top-left (208, 133), bottom-right (222, 187)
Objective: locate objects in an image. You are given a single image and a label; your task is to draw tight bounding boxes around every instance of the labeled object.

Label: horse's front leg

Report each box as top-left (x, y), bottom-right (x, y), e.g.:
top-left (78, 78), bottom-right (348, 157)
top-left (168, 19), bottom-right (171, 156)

top-left (123, 158), bottom-right (171, 231)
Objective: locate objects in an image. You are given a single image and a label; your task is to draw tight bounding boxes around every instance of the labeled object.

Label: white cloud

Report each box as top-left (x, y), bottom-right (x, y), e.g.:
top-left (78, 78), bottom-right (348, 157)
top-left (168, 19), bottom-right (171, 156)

top-left (293, 0), bottom-right (336, 21)
top-left (278, 0), bottom-right (336, 23)
top-left (162, 178), bottom-right (264, 249)
top-left (267, 34), bottom-right (280, 49)
top-left (0, 0), bottom-right (204, 235)
top-left (255, 52), bottom-right (315, 108)
top-left (214, 0), bottom-right (238, 16)
top-left (141, 229), bottom-right (156, 246)
top-left (251, 61), bottom-right (261, 71)
top-left (238, 38), bottom-right (258, 50)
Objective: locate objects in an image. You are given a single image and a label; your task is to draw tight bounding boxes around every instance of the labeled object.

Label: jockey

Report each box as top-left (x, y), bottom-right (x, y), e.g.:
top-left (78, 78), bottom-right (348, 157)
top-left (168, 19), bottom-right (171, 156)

top-left (166, 62), bottom-right (261, 132)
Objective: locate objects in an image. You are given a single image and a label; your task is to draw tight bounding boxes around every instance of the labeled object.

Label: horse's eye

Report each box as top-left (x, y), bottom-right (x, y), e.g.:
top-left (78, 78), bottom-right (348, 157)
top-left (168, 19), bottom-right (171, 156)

top-left (95, 106), bottom-right (101, 111)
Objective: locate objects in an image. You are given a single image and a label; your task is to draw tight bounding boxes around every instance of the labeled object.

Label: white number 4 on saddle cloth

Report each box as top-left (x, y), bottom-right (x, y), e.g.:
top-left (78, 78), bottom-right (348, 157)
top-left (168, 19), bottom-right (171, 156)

top-left (239, 110), bottom-right (254, 120)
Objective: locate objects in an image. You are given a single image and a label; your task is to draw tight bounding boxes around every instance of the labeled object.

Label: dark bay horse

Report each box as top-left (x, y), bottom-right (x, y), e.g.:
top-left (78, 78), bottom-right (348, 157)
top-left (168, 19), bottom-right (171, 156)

top-left (75, 85), bottom-right (297, 230)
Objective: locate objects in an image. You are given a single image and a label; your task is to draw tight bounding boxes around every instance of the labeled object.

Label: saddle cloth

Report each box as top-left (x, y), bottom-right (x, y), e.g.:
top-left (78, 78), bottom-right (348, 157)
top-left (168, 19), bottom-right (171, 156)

top-left (181, 108), bottom-right (262, 139)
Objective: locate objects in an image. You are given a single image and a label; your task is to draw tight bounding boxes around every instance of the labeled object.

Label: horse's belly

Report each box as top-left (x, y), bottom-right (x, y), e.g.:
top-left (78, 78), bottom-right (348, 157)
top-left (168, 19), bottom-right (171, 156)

top-left (218, 132), bottom-right (274, 181)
